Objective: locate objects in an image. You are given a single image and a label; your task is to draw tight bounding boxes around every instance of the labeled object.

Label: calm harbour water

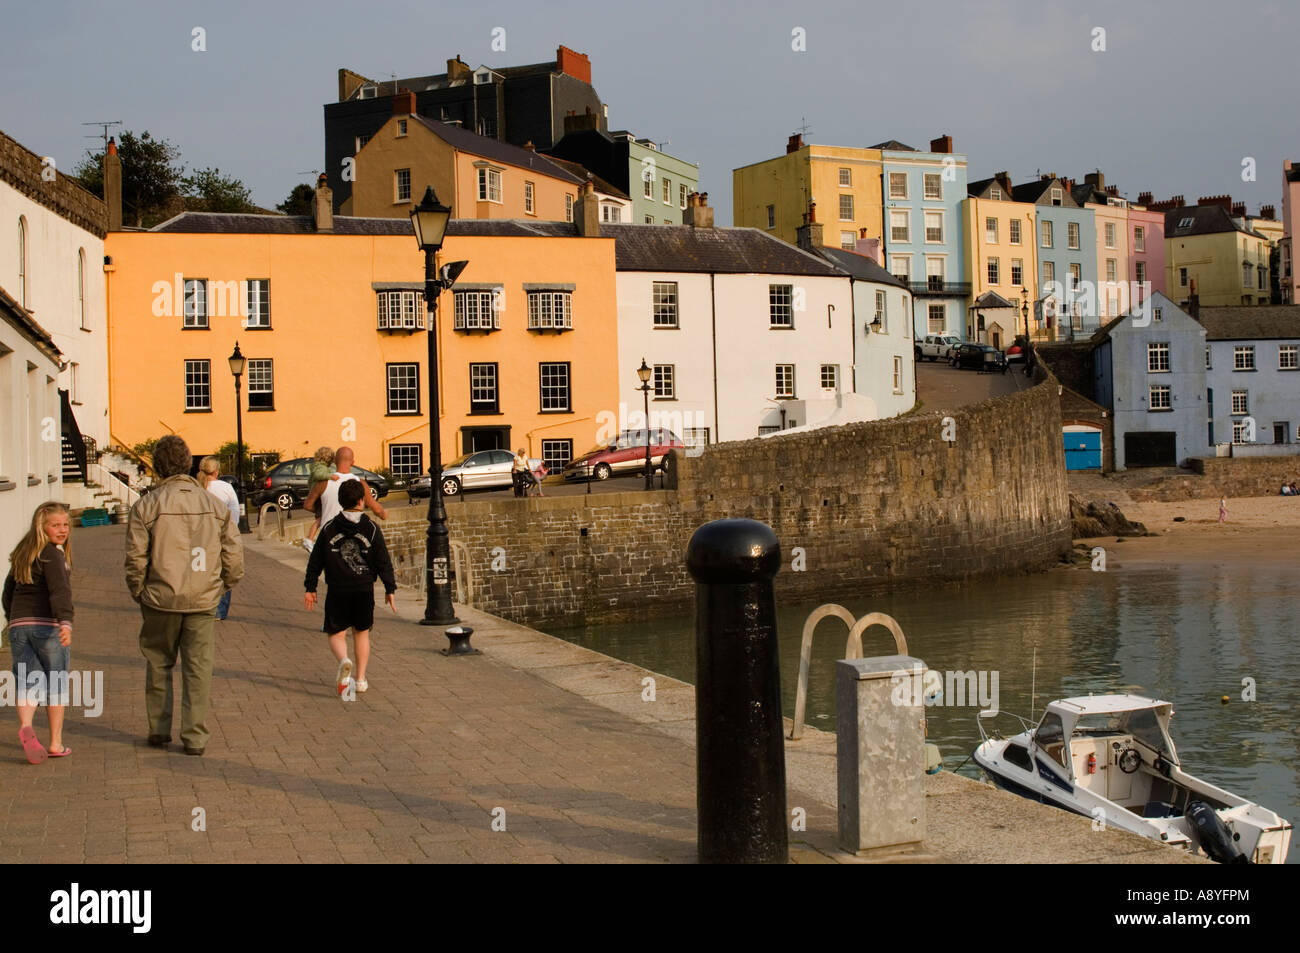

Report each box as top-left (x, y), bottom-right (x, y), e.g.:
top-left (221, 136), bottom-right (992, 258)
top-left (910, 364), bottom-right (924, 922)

top-left (551, 562), bottom-right (1300, 861)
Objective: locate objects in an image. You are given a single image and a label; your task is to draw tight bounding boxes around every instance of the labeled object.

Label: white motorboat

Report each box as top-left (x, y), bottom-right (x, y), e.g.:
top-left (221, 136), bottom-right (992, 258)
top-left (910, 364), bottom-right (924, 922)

top-left (973, 694), bottom-right (1292, 864)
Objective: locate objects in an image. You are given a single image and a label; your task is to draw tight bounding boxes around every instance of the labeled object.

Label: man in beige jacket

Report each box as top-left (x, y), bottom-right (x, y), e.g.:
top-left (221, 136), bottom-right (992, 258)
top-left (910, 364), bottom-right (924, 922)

top-left (125, 435), bottom-right (243, 755)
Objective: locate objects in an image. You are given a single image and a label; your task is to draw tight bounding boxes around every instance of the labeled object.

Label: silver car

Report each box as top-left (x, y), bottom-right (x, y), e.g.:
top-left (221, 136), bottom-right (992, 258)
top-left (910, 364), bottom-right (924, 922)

top-left (439, 450), bottom-right (542, 496)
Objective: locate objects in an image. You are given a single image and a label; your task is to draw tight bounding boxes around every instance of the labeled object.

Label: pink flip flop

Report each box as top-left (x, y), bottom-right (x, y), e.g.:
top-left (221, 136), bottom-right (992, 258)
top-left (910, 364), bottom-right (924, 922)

top-left (48, 746), bottom-right (71, 758)
top-left (19, 726), bottom-right (47, 764)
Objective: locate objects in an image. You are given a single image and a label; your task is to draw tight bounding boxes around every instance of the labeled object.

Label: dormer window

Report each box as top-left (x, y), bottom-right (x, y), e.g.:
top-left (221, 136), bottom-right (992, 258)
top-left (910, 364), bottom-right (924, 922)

top-left (1179, 217), bottom-right (1194, 229)
top-left (475, 164), bottom-right (503, 203)
top-left (990, 186), bottom-right (1002, 200)
top-left (1051, 188), bottom-right (1062, 206)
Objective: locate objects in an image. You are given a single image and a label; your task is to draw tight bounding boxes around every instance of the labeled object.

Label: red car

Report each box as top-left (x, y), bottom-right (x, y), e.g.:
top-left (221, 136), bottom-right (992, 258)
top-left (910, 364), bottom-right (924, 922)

top-left (562, 429), bottom-right (684, 481)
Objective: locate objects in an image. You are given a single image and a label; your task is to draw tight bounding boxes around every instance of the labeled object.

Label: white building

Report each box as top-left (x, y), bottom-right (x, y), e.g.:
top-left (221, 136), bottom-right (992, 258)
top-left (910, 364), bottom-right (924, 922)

top-left (0, 284), bottom-right (64, 563)
top-left (0, 128), bottom-right (110, 458)
top-left (605, 196), bottom-right (911, 445)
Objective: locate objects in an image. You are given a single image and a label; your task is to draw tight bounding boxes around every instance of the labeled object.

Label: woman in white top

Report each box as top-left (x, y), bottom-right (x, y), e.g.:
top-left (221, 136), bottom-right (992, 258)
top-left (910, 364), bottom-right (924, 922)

top-left (198, 456), bottom-right (241, 621)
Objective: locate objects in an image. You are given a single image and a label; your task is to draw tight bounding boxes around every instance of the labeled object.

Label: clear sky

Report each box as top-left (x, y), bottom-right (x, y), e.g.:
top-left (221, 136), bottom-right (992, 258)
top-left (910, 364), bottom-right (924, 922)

top-left (2, 0), bottom-right (1295, 224)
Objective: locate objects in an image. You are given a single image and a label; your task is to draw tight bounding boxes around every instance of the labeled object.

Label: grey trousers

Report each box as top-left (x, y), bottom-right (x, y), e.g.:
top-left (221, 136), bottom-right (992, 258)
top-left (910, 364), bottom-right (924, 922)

top-left (138, 605), bottom-right (216, 749)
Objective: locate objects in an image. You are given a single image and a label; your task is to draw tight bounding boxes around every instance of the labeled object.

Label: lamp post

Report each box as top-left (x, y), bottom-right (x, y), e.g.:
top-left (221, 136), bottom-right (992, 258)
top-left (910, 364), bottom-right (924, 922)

top-left (411, 186), bottom-right (465, 626)
top-left (637, 358), bottom-right (653, 490)
top-left (227, 342), bottom-right (250, 534)
top-left (1020, 285), bottom-right (1033, 376)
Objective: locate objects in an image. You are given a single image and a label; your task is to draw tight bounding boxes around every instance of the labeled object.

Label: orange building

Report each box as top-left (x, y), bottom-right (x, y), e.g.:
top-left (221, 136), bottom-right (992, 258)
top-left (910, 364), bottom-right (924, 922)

top-left (344, 91), bottom-right (587, 223)
top-left (105, 182), bottom-right (619, 480)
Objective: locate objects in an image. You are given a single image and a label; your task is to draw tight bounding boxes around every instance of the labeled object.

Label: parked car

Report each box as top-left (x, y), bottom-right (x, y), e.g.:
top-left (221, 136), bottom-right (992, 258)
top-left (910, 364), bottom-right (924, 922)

top-left (407, 473), bottom-right (432, 500)
top-left (950, 343), bottom-right (1008, 373)
top-left (437, 450), bottom-right (543, 497)
top-left (916, 334), bottom-right (961, 362)
top-left (563, 429), bottom-right (684, 482)
top-left (253, 458), bottom-right (389, 511)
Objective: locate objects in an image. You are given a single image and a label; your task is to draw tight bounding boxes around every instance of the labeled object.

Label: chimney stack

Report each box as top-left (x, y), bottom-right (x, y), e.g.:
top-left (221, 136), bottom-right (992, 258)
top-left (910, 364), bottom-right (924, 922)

top-left (1197, 194), bottom-right (1232, 210)
top-left (683, 191), bottom-right (714, 228)
top-left (795, 201), bottom-right (822, 250)
top-left (1231, 201), bottom-right (1246, 218)
top-left (393, 88), bottom-right (416, 115)
top-left (1106, 185), bottom-right (1119, 197)
top-left (929, 134), bottom-right (953, 154)
top-left (574, 180), bottom-right (600, 237)
top-left (786, 133), bottom-right (803, 154)
top-left (1260, 204), bottom-right (1276, 220)
top-left (103, 137), bottom-right (122, 231)
top-left (446, 56), bottom-right (470, 83)
top-left (313, 174), bottom-right (333, 233)
top-left (1085, 171), bottom-right (1105, 192)
top-left (995, 171), bottom-right (1013, 194)
top-left (1138, 191), bottom-right (1153, 206)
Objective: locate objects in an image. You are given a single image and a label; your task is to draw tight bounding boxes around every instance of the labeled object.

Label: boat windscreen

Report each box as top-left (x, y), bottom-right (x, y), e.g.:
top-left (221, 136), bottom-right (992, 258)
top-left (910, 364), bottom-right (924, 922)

top-left (1072, 709), bottom-right (1175, 760)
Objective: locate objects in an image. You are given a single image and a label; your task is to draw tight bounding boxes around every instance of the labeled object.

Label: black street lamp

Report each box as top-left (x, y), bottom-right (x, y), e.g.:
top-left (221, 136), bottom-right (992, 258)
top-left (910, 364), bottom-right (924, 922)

top-left (1020, 285), bottom-right (1033, 377)
top-left (637, 358), bottom-right (653, 490)
top-left (227, 342), bottom-right (250, 534)
top-left (411, 186), bottom-right (468, 626)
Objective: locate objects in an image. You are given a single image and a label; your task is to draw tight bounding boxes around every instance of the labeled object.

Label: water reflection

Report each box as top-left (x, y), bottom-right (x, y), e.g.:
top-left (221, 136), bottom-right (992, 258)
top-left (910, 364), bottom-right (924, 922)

top-left (551, 563), bottom-right (1299, 860)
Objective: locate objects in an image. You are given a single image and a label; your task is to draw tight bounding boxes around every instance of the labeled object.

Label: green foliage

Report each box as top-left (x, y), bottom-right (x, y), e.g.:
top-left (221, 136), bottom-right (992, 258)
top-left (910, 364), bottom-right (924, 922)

top-left (373, 466), bottom-right (405, 489)
top-left (277, 183), bottom-right (316, 216)
top-left (74, 130), bottom-right (185, 228)
top-left (129, 438), bottom-right (161, 472)
top-left (183, 167), bottom-right (258, 213)
top-left (214, 443), bottom-right (280, 485)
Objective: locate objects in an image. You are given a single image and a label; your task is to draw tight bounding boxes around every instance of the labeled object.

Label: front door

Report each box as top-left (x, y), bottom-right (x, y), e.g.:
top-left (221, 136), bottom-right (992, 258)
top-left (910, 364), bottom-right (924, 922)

top-left (462, 426), bottom-right (510, 454)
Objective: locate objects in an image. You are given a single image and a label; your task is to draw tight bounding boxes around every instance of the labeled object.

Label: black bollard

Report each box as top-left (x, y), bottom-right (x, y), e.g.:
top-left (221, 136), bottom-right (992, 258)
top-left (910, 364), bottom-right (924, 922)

top-left (686, 518), bottom-right (787, 864)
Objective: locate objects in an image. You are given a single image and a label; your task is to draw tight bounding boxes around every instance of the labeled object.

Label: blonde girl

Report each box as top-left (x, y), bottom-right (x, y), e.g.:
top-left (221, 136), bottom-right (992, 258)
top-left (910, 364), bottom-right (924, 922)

top-left (1, 502), bottom-right (75, 763)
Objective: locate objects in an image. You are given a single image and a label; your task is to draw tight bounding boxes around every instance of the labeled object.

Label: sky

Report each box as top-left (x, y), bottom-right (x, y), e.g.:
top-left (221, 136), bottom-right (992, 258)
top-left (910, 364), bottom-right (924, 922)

top-left (2, 0), bottom-right (1296, 224)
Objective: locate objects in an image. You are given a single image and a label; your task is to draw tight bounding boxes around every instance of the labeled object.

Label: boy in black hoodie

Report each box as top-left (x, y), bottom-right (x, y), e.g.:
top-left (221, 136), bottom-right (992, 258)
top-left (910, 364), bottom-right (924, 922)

top-left (303, 479), bottom-right (396, 695)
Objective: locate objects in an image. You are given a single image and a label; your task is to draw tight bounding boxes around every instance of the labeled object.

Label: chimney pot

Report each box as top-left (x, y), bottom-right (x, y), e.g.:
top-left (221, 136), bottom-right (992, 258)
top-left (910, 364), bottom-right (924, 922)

top-left (929, 134), bottom-right (953, 154)
top-left (786, 133), bottom-right (803, 154)
top-left (393, 89), bottom-right (416, 116)
top-left (313, 175), bottom-right (334, 233)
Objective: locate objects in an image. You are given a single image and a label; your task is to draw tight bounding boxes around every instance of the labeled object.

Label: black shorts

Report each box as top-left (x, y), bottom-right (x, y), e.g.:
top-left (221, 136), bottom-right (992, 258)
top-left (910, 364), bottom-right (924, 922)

top-left (322, 588), bottom-right (375, 634)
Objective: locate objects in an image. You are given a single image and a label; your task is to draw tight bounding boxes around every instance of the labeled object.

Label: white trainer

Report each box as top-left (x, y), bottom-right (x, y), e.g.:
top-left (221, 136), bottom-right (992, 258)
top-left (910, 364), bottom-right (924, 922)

top-left (336, 658), bottom-right (353, 695)
top-left (356, 679), bottom-right (368, 693)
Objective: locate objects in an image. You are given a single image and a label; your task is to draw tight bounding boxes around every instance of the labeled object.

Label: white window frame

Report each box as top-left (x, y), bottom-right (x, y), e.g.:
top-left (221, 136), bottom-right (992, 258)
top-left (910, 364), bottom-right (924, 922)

top-left (652, 281), bottom-right (678, 327)
top-left (893, 356), bottom-right (903, 394)
top-left (1040, 220), bottom-right (1053, 247)
top-left (1231, 389), bottom-right (1249, 415)
top-left (1010, 259), bottom-right (1023, 287)
top-left (377, 290), bottom-right (426, 330)
top-left (839, 168), bottom-right (852, 188)
top-left (924, 211), bottom-right (943, 243)
top-left (775, 364), bottom-right (795, 399)
top-left (387, 363), bottom-right (420, 414)
top-left (769, 284), bottom-right (794, 328)
top-left (395, 168), bottom-right (411, 203)
top-left (245, 279), bottom-right (270, 329)
top-left (477, 166), bottom-right (503, 203)
top-left (923, 173), bottom-right (942, 200)
top-left (1149, 384), bottom-right (1171, 410)
top-left (987, 257), bottom-right (1000, 284)
top-left (1147, 342), bottom-right (1170, 373)
top-left (527, 291), bottom-right (574, 330)
top-left (183, 278), bottom-right (208, 329)
top-left (1133, 226), bottom-right (1145, 252)
top-left (469, 362), bottom-right (498, 412)
top-left (1105, 222), bottom-right (1116, 249)
top-left (539, 362), bottom-right (571, 412)
top-left (839, 194), bottom-right (854, 221)
top-left (927, 303), bottom-right (945, 334)
top-left (1009, 219), bottom-right (1021, 245)
top-left (1279, 345), bottom-right (1299, 370)
top-left (653, 364), bottom-right (675, 399)
top-left (985, 217), bottom-right (998, 244)
top-left (890, 210), bottom-right (910, 243)
top-left (184, 359), bottom-right (210, 411)
top-left (524, 181), bottom-right (535, 215)
top-left (820, 364), bottom-right (838, 391)
top-left (247, 358), bottom-right (273, 409)
top-left (1067, 222), bottom-right (1080, 250)
top-left (889, 172), bottom-right (908, 199)
top-left (1234, 346), bottom-right (1255, 370)
top-left (453, 289), bottom-right (500, 330)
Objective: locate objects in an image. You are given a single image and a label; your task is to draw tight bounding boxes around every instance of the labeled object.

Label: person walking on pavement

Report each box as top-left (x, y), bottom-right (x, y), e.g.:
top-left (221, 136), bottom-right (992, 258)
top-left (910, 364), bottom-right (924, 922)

top-left (3, 502), bottom-right (76, 763)
top-left (303, 479), bottom-right (397, 695)
top-left (197, 456), bottom-right (239, 621)
top-left (303, 447), bottom-right (386, 534)
top-left (300, 446), bottom-right (340, 555)
top-left (125, 435), bottom-right (243, 756)
top-left (1218, 497), bottom-right (1228, 524)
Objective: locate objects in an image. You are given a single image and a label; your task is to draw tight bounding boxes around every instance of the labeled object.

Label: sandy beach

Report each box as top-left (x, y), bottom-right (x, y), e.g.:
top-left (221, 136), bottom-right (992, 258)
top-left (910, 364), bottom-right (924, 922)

top-left (1074, 494), bottom-right (1300, 567)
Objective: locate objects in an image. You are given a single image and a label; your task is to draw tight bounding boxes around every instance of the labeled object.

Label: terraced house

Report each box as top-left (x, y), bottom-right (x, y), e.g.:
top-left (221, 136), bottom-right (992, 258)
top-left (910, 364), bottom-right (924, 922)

top-left (105, 180), bottom-right (619, 480)
top-left (878, 136), bottom-right (969, 340)
top-left (962, 172), bottom-right (1036, 348)
top-left (732, 135), bottom-right (884, 252)
top-left (1159, 197), bottom-right (1272, 307)
top-left (1070, 173), bottom-right (1131, 323)
top-left (1013, 175), bottom-right (1095, 338)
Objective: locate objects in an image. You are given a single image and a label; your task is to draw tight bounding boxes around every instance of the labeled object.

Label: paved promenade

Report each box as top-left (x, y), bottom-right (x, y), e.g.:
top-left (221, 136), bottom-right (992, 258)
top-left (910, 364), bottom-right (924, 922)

top-left (0, 523), bottom-right (1201, 864)
top-left (0, 523), bottom-right (842, 863)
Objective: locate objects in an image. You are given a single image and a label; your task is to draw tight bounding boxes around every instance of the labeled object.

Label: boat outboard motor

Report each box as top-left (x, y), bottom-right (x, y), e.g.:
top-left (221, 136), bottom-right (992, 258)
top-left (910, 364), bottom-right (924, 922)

top-left (1186, 801), bottom-right (1248, 864)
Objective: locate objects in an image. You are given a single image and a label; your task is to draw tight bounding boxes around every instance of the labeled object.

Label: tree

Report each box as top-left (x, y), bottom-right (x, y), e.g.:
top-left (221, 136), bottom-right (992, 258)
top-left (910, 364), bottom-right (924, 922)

top-left (74, 130), bottom-right (184, 228)
top-left (277, 183), bottom-right (316, 216)
top-left (183, 167), bottom-right (259, 214)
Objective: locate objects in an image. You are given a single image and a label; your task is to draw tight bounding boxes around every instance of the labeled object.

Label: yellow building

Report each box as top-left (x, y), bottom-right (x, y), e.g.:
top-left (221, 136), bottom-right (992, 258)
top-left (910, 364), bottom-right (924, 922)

top-left (344, 91), bottom-right (586, 222)
top-left (733, 135), bottom-right (883, 248)
top-left (962, 174), bottom-right (1037, 345)
top-left (1165, 203), bottom-right (1273, 307)
top-left (106, 182), bottom-right (619, 480)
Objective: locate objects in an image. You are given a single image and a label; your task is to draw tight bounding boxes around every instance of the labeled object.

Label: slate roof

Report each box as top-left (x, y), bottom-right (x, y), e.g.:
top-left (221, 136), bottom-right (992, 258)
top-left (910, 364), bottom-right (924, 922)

top-left (365, 59), bottom-right (562, 96)
top-left (409, 115), bottom-right (583, 184)
top-left (538, 154), bottom-right (630, 199)
top-left (601, 225), bottom-right (843, 275)
top-left (151, 212), bottom-right (583, 238)
top-left (1164, 204), bottom-right (1267, 240)
top-left (1197, 306), bottom-right (1300, 341)
top-left (972, 291), bottom-right (1017, 309)
top-left (870, 140), bottom-right (916, 152)
top-left (1012, 179), bottom-right (1078, 207)
top-left (0, 282), bottom-right (62, 365)
top-left (812, 247), bottom-right (906, 287)
top-left (968, 176), bottom-right (1013, 198)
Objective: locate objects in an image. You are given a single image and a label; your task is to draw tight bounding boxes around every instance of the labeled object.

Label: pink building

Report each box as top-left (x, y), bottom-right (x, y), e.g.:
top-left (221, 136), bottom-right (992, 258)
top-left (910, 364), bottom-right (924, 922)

top-left (1283, 160), bottom-right (1299, 304)
top-left (1129, 197), bottom-right (1166, 301)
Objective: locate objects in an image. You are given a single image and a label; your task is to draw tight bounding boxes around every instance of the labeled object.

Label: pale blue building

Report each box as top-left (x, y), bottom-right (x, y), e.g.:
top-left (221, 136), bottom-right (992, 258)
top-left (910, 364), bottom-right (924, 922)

top-left (877, 137), bottom-right (969, 340)
top-left (1013, 176), bottom-right (1097, 338)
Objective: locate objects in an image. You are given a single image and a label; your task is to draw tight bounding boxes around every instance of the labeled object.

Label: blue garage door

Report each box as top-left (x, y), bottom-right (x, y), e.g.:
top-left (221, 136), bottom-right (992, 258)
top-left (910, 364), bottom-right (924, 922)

top-left (1064, 430), bottom-right (1102, 471)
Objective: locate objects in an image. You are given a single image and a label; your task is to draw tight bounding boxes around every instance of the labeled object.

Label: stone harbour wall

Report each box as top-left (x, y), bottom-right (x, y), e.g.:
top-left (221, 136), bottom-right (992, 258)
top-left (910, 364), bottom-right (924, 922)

top-left (1127, 456), bottom-right (1300, 501)
top-left (396, 370), bottom-right (1073, 627)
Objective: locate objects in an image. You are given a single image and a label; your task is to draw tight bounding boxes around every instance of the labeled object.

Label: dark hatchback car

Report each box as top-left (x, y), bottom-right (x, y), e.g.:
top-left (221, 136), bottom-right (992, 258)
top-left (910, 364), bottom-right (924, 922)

top-left (951, 343), bottom-right (1008, 373)
top-left (253, 458), bottom-right (389, 511)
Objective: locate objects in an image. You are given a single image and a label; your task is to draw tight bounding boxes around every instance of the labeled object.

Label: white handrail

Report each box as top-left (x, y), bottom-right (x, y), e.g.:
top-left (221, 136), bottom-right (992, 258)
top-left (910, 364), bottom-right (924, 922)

top-left (86, 462), bottom-right (140, 507)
